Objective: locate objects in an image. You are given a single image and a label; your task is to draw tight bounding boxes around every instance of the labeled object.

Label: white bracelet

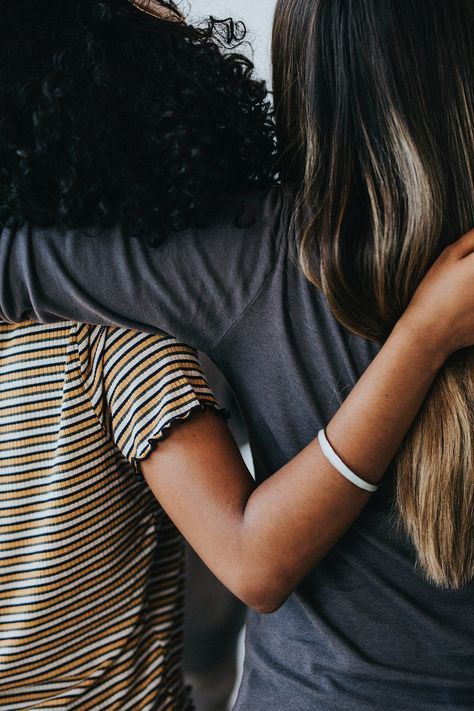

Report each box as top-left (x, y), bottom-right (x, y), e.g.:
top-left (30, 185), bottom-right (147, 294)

top-left (317, 429), bottom-right (378, 493)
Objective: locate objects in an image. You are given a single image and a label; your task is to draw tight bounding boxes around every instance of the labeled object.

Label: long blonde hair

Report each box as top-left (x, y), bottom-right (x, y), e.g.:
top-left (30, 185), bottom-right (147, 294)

top-left (273, 0), bottom-right (474, 587)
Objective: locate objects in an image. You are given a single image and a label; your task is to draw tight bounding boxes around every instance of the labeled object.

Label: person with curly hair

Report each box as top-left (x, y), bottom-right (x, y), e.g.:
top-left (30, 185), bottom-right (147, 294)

top-left (0, 0), bottom-right (276, 236)
top-left (2, 2), bottom-right (474, 711)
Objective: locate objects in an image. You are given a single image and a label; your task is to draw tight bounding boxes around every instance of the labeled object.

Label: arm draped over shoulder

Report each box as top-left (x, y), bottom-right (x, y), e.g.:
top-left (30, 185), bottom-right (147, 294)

top-left (0, 189), bottom-right (285, 353)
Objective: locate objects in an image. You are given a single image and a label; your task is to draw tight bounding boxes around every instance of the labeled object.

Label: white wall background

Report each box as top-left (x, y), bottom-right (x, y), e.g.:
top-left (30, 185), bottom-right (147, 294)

top-left (186, 0), bottom-right (276, 82)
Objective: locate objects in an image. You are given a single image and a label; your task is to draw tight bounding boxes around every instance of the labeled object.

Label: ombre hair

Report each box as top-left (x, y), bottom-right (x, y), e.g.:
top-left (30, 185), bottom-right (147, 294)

top-left (273, 0), bottom-right (474, 587)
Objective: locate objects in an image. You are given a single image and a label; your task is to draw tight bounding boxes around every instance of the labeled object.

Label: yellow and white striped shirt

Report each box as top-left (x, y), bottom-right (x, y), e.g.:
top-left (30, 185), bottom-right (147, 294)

top-left (0, 321), bottom-right (218, 710)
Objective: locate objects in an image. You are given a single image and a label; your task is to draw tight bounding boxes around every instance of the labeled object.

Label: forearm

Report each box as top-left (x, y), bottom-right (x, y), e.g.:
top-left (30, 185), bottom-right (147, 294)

top-left (325, 314), bottom-right (446, 481)
top-left (239, 315), bottom-right (445, 609)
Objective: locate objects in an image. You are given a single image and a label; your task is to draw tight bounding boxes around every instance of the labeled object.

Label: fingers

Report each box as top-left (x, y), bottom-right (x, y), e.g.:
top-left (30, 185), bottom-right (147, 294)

top-left (448, 228), bottom-right (474, 259)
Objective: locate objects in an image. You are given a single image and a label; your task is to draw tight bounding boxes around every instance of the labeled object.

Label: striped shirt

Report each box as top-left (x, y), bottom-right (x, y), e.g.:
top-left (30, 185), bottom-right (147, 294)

top-left (0, 321), bottom-right (218, 710)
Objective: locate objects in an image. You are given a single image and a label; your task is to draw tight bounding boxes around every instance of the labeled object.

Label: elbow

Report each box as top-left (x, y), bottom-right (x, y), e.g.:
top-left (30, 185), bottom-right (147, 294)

top-left (249, 594), bottom-right (287, 615)
top-left (229, 570), bottom-right (292, 614)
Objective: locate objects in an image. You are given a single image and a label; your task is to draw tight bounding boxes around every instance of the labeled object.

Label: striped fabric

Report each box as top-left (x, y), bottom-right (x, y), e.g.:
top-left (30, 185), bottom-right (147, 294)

top-left (0, 321), bottom-right (219, 710)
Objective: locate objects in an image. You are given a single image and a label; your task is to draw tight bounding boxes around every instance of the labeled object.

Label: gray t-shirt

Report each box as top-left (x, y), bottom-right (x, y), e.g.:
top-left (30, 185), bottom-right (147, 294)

top-left (1, 188), bottom-right (473, 710)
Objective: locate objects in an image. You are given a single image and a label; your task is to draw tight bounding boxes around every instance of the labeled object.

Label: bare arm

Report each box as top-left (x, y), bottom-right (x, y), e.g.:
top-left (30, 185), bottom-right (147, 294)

top-left (142, 230), bottom-right (474, 613)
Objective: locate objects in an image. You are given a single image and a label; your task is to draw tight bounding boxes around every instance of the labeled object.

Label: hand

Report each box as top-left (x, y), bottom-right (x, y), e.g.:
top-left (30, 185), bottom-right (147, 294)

top-left (400, 228), bottom-right (474, 358)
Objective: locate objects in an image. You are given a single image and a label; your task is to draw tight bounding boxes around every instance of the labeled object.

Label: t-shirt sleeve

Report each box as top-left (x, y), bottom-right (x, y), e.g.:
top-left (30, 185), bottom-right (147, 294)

top-left (83, 326), bottom-right (224, 469)
top-left (0, 189), bottom-right (284, 354)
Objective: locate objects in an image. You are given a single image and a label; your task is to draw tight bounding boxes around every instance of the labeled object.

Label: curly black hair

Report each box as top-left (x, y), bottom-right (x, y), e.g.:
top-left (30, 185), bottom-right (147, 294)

top-left (0, 0), bottom-right (276, 237)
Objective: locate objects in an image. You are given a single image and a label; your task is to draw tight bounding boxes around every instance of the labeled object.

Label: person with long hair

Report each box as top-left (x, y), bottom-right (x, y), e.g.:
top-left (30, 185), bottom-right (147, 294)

top-left (1, 0), bottom-right (474, 709)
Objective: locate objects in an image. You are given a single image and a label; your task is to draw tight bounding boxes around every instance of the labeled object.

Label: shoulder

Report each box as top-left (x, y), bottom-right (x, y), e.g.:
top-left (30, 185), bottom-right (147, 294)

top-left (72, 324), bottom-right (220, 462)
top-left (134, 186), bottom-right (293, 349)
top-left (190, 186), bottom-right (291, 260)
top-left (74, 324), bottom-right (200, 377)
top-left (0, 187), bottom-right (293, 353)
top-left (167, 186), bottom-right (292, 300)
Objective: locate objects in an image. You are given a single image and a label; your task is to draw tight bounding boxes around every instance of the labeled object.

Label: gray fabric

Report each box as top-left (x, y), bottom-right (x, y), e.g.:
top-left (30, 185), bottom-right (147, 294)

top-left (1, 188), bottom-right (473, 710)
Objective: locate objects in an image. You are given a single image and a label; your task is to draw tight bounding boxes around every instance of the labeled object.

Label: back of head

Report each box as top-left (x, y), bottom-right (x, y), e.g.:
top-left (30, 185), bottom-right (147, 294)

top-left (0, 0), bottom-right (276, 237)
top-left (273, 0), bottom-right (474, 587)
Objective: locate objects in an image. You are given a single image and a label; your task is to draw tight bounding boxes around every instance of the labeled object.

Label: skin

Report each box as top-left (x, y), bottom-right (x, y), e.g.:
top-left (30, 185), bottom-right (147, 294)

top-left (142, 228), bottom-right (474, 614)
top-left (130, 0), bottom-right (181, 21)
